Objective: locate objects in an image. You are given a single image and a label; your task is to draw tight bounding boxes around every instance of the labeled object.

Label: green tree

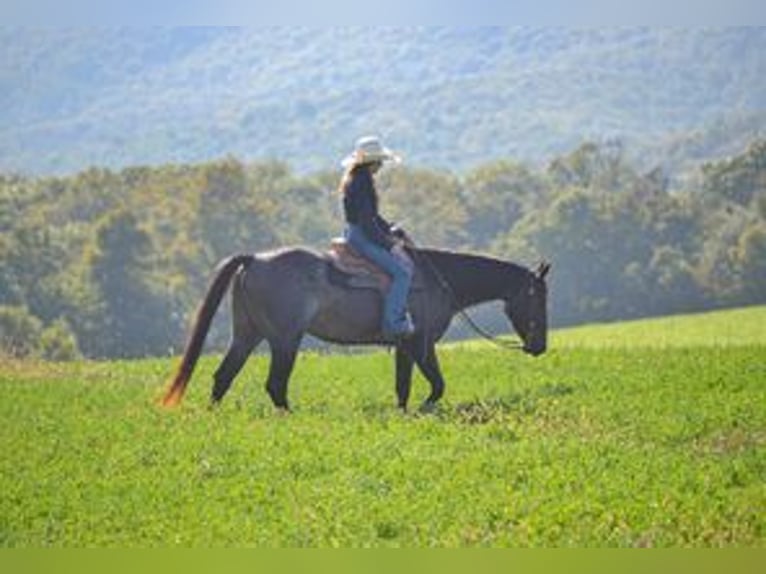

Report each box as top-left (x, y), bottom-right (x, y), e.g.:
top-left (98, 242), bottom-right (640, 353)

top-left (0, 305), bottom-right (43, 358)
top-left (735, 222), bottom-right (766, 303)
top-left (381, 167), bottom-right (468, 249)
top-left (40, 318), bottom-right (81, 361)
top-left (197, 158), bottom-right (280, 264)
top-left (502, 178), bottom-right (707, 325)
top-left (702, 139), bottom-right (766, 206)
top-left (88, 210), bottom-right (178, 358)
top-left (462, 161), bottom-right (550, 249)
top-left (695, 209), bottom-right (748, 304)
top-left (646, 245), bottom-right (706, 314)
top-left (547, 140), bottom-right (634, 191)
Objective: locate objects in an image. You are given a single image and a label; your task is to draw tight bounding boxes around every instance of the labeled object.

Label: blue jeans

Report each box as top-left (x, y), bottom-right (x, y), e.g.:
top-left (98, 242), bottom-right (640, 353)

top-left (345, 224), bottom-right (413, 333)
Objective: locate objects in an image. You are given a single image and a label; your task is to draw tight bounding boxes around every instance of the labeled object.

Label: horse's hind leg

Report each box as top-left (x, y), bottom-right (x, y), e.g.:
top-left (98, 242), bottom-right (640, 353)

top-left (265, 337), bottom-right (301, 411)
top-left (211, 270), bottom-right (262, 405)
top-left (211, 336), bottom-right (260, 404)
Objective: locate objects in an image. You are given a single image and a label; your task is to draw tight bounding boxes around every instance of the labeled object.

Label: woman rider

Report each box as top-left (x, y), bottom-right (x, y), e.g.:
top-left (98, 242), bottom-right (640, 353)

top-left (339, 135), bottom-right (415, 339)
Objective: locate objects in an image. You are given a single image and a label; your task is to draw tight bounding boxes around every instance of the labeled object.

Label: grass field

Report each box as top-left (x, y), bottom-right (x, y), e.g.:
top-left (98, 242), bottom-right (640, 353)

top-left (1, 306), bottom-right (764, 547)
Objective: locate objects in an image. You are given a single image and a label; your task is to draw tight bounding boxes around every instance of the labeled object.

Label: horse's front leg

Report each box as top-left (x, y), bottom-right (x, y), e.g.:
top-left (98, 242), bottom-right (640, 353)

top-left (411, 342), bottom-right (445, 413)
top-left (398, 338), bottom-right (445, 413)
top-left (395, 344), bottom-right (414, 411)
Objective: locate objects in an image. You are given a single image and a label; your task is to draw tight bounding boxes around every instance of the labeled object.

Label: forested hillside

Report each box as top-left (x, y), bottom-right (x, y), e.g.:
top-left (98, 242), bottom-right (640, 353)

top-left (2, 138), bottom-right (764, 359)
top-left (1, 28), bottom-right (764, 175)
top-left (1, 27), bottom-right (764, 359)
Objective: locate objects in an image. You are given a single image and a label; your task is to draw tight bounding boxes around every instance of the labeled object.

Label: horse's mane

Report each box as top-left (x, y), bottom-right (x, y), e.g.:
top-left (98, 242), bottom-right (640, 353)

top-left (412, 246), bottom-right (529, 277)
top-left (409, 247), bottom-right (530, 307)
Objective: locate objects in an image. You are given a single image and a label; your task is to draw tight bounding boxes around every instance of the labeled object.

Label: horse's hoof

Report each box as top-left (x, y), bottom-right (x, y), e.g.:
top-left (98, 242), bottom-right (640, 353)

top-left (418, 401), bottom-right (438, 415)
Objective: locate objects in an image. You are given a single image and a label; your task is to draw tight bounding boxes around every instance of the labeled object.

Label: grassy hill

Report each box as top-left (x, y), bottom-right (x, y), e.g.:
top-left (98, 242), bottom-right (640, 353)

top-left (0, 306), bottom-right (763, 546)
top-left (551, 305), bottom-right (766, 348)
top-left (1, 27), bottom-right (764, 176)
top-left (449, 305), bottom-right (766, 351)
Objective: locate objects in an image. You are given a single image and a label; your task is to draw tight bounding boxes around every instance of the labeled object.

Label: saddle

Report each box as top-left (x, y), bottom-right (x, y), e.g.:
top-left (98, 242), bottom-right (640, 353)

top-left (327, 238), bottom-right (419, 292)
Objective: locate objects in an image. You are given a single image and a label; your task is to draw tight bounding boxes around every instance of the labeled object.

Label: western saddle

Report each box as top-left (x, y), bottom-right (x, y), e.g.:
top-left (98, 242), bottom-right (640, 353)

top-left (327, 238), bottom-right (417, 291)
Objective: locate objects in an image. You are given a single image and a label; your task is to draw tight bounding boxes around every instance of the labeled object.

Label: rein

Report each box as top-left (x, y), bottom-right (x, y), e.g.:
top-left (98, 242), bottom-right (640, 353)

top-left (409, 248), bottom-right (525, 352)
top-left (456, 306), bottom-right (525, 351)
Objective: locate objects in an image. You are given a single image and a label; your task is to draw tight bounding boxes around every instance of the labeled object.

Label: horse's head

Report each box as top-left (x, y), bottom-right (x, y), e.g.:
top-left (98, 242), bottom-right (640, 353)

top-left (505, 262), bottom-right (550, 356)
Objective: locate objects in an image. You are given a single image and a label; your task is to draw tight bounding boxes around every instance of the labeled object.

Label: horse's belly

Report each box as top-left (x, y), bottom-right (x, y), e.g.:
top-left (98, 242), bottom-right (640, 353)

top-left (307, 289), bottom-right (384, 344)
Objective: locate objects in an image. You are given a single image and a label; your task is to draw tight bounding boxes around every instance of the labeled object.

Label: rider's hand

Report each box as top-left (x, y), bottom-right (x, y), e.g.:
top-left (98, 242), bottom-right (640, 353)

top-left (391, 227), bottom-right (414, 248)
top-left (391, 240), bottom-right (407, 258)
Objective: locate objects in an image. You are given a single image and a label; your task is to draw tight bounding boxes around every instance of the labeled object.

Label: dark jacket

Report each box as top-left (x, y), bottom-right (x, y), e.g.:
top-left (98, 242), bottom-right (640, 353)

top-left (342, 166), bottom-right (395, 250)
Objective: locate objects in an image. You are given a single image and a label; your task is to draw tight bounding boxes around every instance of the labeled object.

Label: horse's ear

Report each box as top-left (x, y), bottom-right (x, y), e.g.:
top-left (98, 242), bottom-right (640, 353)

top-left (537, 261), bottom-right (551, 280)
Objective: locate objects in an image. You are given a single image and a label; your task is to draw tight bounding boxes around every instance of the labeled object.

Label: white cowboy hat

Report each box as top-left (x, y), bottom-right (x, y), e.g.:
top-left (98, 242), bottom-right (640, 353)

top-left (341, 135), bottom-right (402, 168)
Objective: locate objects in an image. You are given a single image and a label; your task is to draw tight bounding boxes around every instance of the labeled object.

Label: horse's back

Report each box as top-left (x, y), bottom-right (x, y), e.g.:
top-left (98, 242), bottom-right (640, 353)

top-left (233, 245), bottom-right (458, 345)
top-left (254, 245), bottom-right (326, 267)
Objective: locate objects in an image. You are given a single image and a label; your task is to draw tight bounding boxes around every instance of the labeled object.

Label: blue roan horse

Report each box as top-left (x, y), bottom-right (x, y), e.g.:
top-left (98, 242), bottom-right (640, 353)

top-left (162, 245), bottom-right (550, 412)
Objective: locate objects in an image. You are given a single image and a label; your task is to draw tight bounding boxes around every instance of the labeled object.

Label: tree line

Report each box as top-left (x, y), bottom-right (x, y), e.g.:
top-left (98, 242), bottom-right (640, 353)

top-left (1, 139), bottom-right (764, 360)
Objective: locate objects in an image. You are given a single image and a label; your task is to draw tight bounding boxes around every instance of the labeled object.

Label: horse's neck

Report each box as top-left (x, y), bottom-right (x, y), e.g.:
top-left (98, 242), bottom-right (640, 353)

top-left (419, 249), bottom-right (526, 310)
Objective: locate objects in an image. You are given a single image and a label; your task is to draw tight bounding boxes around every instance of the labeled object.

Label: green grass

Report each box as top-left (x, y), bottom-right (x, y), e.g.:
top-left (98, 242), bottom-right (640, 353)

top-left (1, 307), bottom-right (764, 547)
top-left (551, 305), bottom-right (766, 348)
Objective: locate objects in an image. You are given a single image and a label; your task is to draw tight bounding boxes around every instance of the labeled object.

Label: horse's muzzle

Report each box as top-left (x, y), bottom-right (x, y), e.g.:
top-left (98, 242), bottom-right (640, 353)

top-left (523, 343), bottom-right (546, 357)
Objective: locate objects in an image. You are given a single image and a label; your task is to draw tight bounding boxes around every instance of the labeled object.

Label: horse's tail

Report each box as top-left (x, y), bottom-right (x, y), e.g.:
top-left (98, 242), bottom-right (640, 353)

top-left (161, 254), bottom-right (254, 407)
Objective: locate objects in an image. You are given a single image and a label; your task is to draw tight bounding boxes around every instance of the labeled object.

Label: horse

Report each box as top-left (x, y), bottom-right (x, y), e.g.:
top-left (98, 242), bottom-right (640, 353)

top-left (161, 245), bottom-right (550, 412)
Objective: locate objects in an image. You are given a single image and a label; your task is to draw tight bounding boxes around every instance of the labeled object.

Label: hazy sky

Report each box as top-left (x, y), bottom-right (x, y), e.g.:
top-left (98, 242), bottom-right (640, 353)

top-left (2, 0), bottom-right (765, 25)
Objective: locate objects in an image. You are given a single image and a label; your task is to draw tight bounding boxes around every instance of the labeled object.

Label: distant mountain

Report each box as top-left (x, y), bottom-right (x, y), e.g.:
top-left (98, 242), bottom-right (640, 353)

top-left (1, 27), bottom-right (764, 176)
